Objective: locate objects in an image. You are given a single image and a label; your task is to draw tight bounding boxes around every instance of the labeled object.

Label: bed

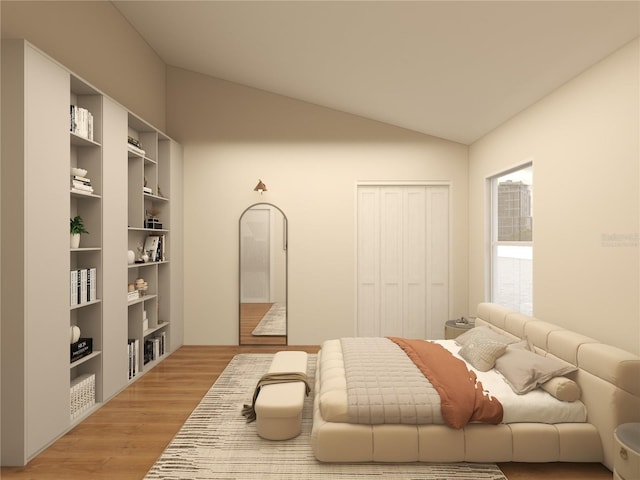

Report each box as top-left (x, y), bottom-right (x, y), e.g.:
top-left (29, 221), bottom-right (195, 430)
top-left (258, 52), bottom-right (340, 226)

top-left (311, 303), bottom-right (640, 470)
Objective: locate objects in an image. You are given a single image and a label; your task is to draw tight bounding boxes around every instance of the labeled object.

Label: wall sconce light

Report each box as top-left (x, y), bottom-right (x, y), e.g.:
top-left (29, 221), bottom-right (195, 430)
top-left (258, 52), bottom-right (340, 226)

top-left (254, 179), bottom-right (267, 194)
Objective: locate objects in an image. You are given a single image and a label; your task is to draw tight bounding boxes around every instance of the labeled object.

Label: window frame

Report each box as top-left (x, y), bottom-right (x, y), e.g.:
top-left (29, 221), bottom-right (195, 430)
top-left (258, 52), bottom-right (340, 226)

top-left (486, 162), bottom-right (533, 314)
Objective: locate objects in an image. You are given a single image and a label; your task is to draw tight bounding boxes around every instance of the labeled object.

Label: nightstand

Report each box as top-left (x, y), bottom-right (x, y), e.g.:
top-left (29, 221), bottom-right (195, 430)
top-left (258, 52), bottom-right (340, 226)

top-left (444, 319), bottom-right (475, 339)
top-left (614, 423), bottom-right (640, 480)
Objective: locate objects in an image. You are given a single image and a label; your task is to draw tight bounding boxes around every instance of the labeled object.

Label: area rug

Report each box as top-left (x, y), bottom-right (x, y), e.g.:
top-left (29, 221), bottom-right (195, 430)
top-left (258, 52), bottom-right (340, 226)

top-left (251, 302), bottom-right (286, 336)
top-left (145, 354), bottom-right (507, 480)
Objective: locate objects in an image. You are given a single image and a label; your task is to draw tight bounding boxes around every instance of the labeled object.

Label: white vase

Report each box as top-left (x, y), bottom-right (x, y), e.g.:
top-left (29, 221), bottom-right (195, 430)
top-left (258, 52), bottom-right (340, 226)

top-left (127, 250), bottom-right (135, 265)
top-left (70, 233), bottom-right (80, 249)
top-left (70, 325), bottom-right (81, 344)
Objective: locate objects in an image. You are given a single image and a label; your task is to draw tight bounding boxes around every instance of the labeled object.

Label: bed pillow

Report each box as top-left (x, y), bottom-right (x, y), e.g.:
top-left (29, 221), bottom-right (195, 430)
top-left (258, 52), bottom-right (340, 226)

top-left (494, 347), bottom-right (577, 394)
top-left (459, 339), bottom-right (507, 372)
top-left (455, 325), bottom-right (517, 347)
top-left (540, 376), bottom-right (581, 402)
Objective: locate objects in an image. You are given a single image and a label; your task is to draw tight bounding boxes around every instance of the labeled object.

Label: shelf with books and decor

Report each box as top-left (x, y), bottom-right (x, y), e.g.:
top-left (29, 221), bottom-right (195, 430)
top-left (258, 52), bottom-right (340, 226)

top-left (1, 40), bottom-right (183, 467)
top-left (126, 112), bottom-right (174, 378)
top-left (69, 74), bottom-right (104, 426)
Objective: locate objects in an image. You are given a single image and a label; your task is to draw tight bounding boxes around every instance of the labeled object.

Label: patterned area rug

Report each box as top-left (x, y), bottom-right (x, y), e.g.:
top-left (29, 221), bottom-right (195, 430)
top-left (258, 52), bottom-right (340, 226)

top-left (145, 354), bottom-right (508, 480)
top-left (251, 303), bottom-right (286, 336)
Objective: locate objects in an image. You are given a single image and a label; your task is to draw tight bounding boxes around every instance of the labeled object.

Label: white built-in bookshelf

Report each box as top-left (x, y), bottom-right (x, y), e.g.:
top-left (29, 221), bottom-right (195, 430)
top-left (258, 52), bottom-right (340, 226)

top-left (126, 114), bottom-right (172, 376)
top-left (69, 75), bottom-right (103, 420)
top-left (1, 39), bottom-right (183, 467)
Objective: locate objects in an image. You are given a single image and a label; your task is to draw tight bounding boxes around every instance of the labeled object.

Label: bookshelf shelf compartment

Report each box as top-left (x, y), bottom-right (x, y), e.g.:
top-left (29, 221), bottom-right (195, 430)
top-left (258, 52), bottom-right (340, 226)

top-left (70, 132), bottom-right (101, 148)
top-left (70, 190), bottom-right (101, 200)
top-left (71, 247), bottom-right (101, 253)
top-left (143, 322), bottom-right (169, 338)
top-left (127, 294), bottom-right (158, 306)
top-left (69, 350), bottom-right (102, 369)
top-left (128, 261), bottom-right (168, 269)
top-left (70, 299), bottom-right (101, 310)
top-left (144, 193), bottom-right (169, 202)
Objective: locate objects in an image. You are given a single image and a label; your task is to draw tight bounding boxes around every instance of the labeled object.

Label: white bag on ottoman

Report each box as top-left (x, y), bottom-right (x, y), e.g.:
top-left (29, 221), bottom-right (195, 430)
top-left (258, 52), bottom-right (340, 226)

top-left (253, 351), bottom-right (309, 440)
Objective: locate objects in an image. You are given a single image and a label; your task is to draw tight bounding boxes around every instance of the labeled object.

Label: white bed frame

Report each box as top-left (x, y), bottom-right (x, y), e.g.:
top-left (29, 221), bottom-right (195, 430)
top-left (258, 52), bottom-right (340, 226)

top-left (311, 303), bottom-right (640, 470)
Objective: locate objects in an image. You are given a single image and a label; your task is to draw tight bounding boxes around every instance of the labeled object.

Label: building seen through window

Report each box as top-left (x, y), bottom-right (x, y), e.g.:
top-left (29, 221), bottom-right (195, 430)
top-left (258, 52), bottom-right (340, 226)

top-left (490, 165), bottom-right (533, 315)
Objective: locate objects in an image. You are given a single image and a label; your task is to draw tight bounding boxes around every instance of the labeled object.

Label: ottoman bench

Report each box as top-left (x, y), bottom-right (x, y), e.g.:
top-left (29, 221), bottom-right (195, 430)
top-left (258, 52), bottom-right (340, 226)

top-left (254, 351), bottom-right (309, 440)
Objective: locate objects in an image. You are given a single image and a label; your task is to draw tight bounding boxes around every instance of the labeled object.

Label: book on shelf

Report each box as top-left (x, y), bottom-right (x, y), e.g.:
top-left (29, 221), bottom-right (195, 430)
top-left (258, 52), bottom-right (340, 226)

top-left (70, 267), bottom-right (97, 305)
top-left (128, 338), bottom-right (139, 380)
top-left (143, 235), bottom-right (160, 262)
top-left (127, 136), bottom-right (141, 148)
top-left (70, 270), bottom-right (78, 305)
top-left (70, 337), bottom-right (93, 363)
top-left (127, 290), bottom-right (139, 302)
top-left (71, 181), bottom-right (93, 192)
top-left (70, 105), bottom-right (94, 141)
top-left (143, 331), bottom-right (167, 365)
top-left (88, 268), bottom-right (97, 302)
top-left (143, 234), bottom-right (166, 262)
top-left (70, 373), bottom-right (95, 419)
top-left (127, 136), bottom-right (146, 156)
top-left (80, 269), bottom-right (88, 304)
top-left (71, 188), bottom-right (95, 196)
top-left (72, 174), bottom-right (91, 183)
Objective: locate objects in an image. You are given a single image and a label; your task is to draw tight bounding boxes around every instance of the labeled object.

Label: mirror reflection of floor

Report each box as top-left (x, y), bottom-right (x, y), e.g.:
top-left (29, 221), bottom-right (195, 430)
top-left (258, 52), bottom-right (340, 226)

top-left (240, 303), bottom-right (287, 345)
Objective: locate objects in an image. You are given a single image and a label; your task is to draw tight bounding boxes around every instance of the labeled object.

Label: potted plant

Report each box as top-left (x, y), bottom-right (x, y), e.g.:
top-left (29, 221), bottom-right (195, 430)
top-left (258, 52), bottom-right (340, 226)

top-left (70, 215), bottom-right (89, 248)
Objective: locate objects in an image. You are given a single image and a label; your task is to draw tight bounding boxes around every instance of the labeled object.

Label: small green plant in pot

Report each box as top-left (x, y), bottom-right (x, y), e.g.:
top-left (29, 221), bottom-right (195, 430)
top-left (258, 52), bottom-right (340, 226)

top-left (70, 215), bottom-right (89, 248)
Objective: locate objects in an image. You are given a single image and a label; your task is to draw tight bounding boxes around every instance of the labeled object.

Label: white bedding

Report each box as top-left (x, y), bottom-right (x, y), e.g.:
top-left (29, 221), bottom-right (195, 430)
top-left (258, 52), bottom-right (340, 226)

top-left (443, 340), bottom-right (587, 424)
top-left (318, 338), bottom-right (587, 425)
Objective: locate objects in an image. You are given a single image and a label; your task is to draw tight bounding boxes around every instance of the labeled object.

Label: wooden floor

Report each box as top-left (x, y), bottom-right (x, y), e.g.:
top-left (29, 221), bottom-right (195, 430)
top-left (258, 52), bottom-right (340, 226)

top-left (1, 346), bottom-right (612, 480)
top-left (240, 302), bottom-right (287, 345)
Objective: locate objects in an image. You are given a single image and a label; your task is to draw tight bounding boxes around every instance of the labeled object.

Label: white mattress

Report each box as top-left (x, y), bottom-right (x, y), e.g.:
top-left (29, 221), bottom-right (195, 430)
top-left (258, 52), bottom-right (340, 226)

top-left (318, 339), bottom-right (587, 425)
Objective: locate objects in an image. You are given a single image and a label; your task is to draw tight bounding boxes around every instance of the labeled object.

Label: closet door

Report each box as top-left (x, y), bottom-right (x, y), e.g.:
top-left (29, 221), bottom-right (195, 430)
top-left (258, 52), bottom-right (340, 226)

top-left (357, 185), bottom-right (449, 339)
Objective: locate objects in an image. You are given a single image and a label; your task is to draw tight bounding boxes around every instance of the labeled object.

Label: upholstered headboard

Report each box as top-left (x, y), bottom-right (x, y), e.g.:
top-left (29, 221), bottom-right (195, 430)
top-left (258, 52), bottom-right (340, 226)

top-left (474, 303), bottom-right (640, 470)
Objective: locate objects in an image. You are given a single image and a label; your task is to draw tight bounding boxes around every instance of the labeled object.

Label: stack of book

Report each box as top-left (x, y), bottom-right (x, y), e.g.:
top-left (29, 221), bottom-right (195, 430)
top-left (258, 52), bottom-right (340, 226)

top-left (70, 338), bottom-right (93, 363)
top-left (70, 173), bottom-right (94, 195)
top-left (70, 373), bottom-right (95, 420)
top-left (143, 331), bottom-right (167, 365)
top-left (128, 338), bottom-right (140, 380)
top-left (70, 268), bottom-right (97, 305)
top-left (127, 136), bottom-right (146, 157)
top-left (70, 105), bottom-right (94, 140)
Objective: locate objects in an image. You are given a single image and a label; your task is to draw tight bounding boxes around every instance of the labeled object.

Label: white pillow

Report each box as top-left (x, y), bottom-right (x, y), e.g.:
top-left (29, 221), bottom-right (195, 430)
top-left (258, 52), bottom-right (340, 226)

top-left (540, 376), bottom-right (581, 402)
top-left (459, 340), bottom-right (507, 372)
top-left (495, 347), bottom-right (577, 394)
top-left (455, 325), bottom-right (517, 347)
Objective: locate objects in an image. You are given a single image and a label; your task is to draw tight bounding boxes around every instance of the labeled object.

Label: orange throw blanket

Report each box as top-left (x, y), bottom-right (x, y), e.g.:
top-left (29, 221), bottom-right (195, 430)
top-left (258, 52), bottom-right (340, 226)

top-left (388, 337), bottom-right (503, 429)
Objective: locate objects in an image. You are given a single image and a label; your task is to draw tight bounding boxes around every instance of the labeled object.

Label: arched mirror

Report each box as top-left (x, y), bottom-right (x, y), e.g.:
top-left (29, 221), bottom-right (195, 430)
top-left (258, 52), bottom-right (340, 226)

top-left (239, 203), bottom-right (287, 345)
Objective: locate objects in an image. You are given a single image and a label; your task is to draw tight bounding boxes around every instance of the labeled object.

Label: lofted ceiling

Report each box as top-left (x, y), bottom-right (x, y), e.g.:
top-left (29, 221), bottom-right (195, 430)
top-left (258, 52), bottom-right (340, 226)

top-left (113, 1), bottom-right (639, 145)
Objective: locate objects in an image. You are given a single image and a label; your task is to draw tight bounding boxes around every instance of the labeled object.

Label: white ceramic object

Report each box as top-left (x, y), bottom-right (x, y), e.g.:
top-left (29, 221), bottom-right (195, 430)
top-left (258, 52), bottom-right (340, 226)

top-left (71, 167), bottom-right (88, 177)
top-left (70, 325), bottom-right (81, 344)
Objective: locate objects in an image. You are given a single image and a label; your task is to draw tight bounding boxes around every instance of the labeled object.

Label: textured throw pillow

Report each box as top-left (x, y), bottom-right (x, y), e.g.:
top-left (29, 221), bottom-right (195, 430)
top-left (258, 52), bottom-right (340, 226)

top-left (459, 340), bottom-right (508, 372)
top-left (455, 325), bottom-right (517, 347)
top-left (495, 347), bottom-right (578, 394)
top-left (540, 376), bottom-right (581, 402)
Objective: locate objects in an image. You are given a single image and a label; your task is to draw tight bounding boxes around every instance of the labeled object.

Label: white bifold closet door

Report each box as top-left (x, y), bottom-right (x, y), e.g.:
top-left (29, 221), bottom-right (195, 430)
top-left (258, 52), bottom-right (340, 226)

top-left (357, 185), bottom-right (449, 339)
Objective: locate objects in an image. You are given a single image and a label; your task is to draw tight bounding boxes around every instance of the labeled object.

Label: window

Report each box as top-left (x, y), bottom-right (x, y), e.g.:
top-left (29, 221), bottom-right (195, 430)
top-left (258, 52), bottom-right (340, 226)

top-left (488, 164), bottom-right (533, 315)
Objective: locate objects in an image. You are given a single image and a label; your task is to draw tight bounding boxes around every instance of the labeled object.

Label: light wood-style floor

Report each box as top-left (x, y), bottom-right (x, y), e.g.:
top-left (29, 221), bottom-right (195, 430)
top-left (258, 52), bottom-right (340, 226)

top-left (240, 302), bottom-right (287, 345)
top-left (1, 346), bottom-right (612, 480)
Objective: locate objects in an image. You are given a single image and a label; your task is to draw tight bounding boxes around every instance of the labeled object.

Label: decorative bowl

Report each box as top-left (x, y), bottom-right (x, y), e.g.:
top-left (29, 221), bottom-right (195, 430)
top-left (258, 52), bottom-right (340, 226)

top-left (71, 167), bottom-right (87, 177)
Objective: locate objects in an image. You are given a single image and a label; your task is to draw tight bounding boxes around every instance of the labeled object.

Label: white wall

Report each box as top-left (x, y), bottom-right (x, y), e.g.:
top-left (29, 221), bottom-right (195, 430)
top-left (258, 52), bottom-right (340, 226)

top-left (166, 67), bottom-right (469, 345)
top-left (469, 39), bottom-right (639, 354)
top-left (1, 1), bottom-right (166, 130)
